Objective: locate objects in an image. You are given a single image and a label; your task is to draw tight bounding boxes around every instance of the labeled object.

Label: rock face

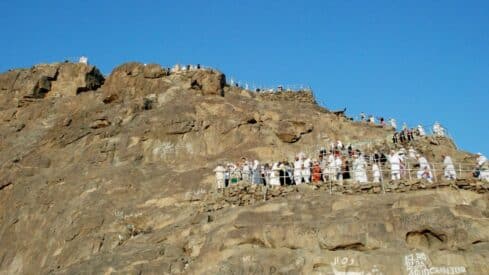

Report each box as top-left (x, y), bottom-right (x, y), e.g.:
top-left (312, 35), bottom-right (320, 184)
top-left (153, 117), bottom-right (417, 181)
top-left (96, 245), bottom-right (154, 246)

top-left (0, 63), bottom-right (104, 109)
top-left (0, 62), bottom-right (488, 274)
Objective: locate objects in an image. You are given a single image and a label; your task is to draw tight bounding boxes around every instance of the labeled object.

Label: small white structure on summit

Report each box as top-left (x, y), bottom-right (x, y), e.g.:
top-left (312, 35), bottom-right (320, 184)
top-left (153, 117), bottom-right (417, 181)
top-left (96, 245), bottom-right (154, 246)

top-left (79, 56), bottom-right (88, 64)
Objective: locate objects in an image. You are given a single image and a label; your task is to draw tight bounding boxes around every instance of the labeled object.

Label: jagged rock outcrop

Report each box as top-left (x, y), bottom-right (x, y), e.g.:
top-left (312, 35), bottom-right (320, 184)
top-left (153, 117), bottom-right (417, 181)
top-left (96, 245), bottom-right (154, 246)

top-left (0, 61), bottom-right (487, 274)
top-left (0, 63), bottom-right (104, 109)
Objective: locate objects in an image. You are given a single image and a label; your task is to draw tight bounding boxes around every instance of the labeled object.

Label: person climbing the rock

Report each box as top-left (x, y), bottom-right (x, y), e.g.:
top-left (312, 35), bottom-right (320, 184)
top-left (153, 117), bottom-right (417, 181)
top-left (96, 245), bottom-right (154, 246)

top-left (214, 164), bottom-right (226, 190)
top-left (416, 154), bottom-right (433, 182)
top-left (442, 155), bottom-right (457, 180)
top-left (388, 150), bottom-right (402, 181)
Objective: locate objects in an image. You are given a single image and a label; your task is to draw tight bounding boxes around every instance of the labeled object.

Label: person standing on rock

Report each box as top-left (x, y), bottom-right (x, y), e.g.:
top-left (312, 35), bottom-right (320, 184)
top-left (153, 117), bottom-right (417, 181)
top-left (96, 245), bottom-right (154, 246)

top-left (416, 154), bottom-right (433, 182)
top-left (353, 154), bottom-right (368, 183)
top-left (442, 155), bottom-right (456, 180)
top-left (311, 160), bottom-right (322, 185)
top-left (252, 160), bottom-right (261, 185)
top-left (302, 156), bottom-right (312, 184)
top-left (335, 153), bottom-right (343, 182)
top-left (388, 151), bottom-right (402, 181)
top-left (417, 124), bottom-right (426, 136)
top-left (214, 164), bottom-right (226, 190)
top-left (270, 162), bottom-right (281, 186)
top-left (293, 156), bottom-right (303, 184)
top-left (319, 155), bottom-right (328, 182)
top-left (390, 118), bottom-right (397, 130)
top-left (326, 152), bottom-right (336, 182)
top-left (242, 160), bottom-right (251, 182)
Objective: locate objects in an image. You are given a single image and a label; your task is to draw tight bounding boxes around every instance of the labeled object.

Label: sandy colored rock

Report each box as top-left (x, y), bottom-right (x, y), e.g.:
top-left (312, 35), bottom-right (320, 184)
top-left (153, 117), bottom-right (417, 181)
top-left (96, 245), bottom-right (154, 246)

top-left (0, 61), bottom-right (487, 274)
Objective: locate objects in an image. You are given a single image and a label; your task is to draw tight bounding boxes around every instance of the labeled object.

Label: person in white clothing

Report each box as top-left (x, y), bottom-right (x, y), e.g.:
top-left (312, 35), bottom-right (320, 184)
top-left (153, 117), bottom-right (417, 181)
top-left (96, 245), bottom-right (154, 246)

top-left (214, 164), bottom-right (226, 190)
top-left (327, 152), bottom-right (336, 182)
top-left (476, 153), bottom-right (487, 167)
top-left (388, 151), bottom-right (401, 180)
top-left (302, 157), bottom-right (312, 183)
top-left (372, 162), bottom-right (381, 183)
top-left (390, 118), bottom-right (397, 130)
top-left (417, 125), bottom-right (426, 136)
top-left (416, 154), bottom-right (433, 182)
top-left (353, 154), bottom-right (368, 183)
top-left (442, 155), bottom-right (456, 180)
top-left (270, 162), bottom-right (281, 186)
top-left (335, 154), bottom-right (343, 182)
top-left (293, 156), bottom-right (303, 185)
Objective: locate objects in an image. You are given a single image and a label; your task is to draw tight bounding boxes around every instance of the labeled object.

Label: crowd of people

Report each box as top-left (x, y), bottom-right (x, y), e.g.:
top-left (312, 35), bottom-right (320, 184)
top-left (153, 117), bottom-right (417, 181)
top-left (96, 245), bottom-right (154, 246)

top-left (213, 145), bottom-right (489, 190)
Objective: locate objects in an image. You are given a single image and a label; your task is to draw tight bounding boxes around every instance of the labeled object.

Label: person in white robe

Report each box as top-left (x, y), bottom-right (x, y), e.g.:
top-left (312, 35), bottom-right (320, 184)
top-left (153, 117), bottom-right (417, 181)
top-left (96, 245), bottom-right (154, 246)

top-left (388, 151), bottom-right (401, 180)
top-left (270, 162), bottom-right (281, 186)
top-left (302, 157), bottom-right (312, 183)
top-left (327, 153), bottom-right (336, 182)
top-left (417, 124), bottom-right (426, 136)
top-left (443, 155), bottom-right (456, 180)
top-left (476, 153), bottom-right (489, 181)
top-left (293, 156), bottom-right (303, 185)
top-left (416, 154), bottom-right (433, 182)
top-left (353, 154), bottom-right (368, 183)
top-left (242, 161), bottom-right (251, 182)
top-left (390, 118), bottom-right (397, 130)
top-left (214, 164), bottom-right (226, 190)
top-left (335, 155), bottom-right (343, 182)
top-left (252, 160), bottom-right (261, 184)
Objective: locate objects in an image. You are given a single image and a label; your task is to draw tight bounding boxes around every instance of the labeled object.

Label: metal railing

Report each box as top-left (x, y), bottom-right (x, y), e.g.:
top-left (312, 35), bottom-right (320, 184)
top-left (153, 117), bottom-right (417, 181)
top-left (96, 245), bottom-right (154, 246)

top-left (217, 162), bottom-right (487, 194)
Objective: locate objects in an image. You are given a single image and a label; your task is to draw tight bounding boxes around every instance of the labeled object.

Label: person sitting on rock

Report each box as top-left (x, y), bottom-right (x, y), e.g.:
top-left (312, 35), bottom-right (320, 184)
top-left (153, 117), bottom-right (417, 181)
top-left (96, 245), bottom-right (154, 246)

top-left (416, 154), bottom-right (433, 183)
top-left (353, 154), bottom-right (368, 183)
top-left (213, 164), bottom-right (226, 190)
top-left (442, 155), bottom-right (457, 180)
top-left (388, 150), bottom-right (402, 181)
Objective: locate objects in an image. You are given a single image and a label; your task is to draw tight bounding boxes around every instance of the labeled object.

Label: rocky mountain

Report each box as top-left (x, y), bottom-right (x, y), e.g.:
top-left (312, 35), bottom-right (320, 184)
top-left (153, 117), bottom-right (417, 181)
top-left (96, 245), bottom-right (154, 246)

top-left (0, 62), bottom-right (487, 274)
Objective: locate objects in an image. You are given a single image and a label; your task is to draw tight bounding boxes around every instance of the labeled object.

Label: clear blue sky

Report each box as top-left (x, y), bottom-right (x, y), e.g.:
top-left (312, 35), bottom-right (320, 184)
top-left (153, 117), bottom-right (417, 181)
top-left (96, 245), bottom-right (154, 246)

top-left (1, 1), bottom-right (488, 155)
